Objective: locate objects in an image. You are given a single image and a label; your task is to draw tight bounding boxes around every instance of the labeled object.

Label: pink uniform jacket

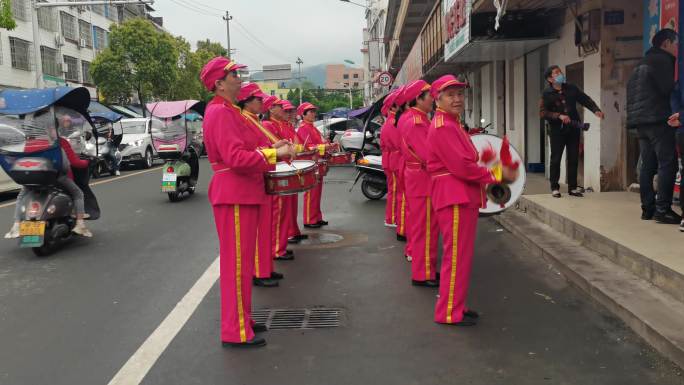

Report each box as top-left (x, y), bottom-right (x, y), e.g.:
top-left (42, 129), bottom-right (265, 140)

top-left (398, 107), bottom-right (432, 198)
top-left (204, 96), bottom-right (276, 206)
top-left (296, 121), bottom-right (326, 152)
top-left (379, 115), bottom-right (396, 171)
top-left (427, 109), bottom-right (498, 211)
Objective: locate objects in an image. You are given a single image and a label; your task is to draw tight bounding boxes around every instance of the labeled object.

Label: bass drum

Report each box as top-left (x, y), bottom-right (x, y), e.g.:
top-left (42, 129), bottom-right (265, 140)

top-left (470, 134), bottom-right (526, 216)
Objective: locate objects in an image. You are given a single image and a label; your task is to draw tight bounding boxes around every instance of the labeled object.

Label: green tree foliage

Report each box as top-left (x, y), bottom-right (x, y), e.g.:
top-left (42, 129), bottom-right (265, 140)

top-left (285, 81), bottom-right (364, 113)
top-left (0, 0), bottom-right (16, 30)
top-left (196, 39), bottom-right (227, 57)
top-left (91, 18), bottom-right (178, 113)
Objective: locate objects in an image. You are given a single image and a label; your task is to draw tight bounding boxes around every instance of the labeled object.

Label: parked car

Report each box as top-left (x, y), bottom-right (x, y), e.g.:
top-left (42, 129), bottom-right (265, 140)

top-left (119, 118), bottom-right (159, 169)
top-left (0, 169), bottom-right (20, 193)
top-left (326, 117), bottom-right (382, 152)
top-left (109, 104), bottom-right (143, 118)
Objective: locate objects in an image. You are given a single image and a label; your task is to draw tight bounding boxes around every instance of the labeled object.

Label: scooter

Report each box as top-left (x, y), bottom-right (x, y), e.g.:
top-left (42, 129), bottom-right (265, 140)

top-left (87, 112), bottom-right (123, 178)
top-left (0, 87), bottom-right (101, 256)
top-left (350, 153), bottom-right (387, 200)
top-left (147, 100), bottom-right (205, 202)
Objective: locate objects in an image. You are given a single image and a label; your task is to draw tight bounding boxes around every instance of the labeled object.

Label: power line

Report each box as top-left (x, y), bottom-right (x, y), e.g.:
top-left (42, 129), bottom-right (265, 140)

top-left (231, 26), bottom-right (290, 64)
top-left (231, 19), bottom-right (292, 63)
top-left (186, 0), bottom-right (225, 13)
top-left (167, 0), bottom-right (220, 18)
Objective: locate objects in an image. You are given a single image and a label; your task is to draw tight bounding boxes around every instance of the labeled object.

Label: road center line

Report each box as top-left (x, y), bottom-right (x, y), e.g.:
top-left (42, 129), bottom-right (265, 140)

top-left (107, 256), bottom-right (220, 385)
top-left (0, 167), bottom-right (161, 209)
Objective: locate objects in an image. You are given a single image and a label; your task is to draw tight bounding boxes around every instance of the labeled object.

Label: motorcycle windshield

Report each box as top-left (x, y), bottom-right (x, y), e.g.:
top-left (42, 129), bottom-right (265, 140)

top-left (55, 106), bottom-right (93, 157)
top-left (0, 107), bottom-right (59, 154)
top-left (151, 116), bottom-right (187, 154)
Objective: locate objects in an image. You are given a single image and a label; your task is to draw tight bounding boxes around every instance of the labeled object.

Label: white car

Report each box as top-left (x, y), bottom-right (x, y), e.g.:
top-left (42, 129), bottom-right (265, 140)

top-left (0, 169), bottom-right (20, 193)
top-left (119, 118), bottom-right (160, 169)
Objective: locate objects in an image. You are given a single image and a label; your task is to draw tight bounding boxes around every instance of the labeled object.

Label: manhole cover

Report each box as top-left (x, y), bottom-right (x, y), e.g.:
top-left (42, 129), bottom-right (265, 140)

top-left (252, 308), bottom-right (344, 330)
top-left (299, 233), bottom-right (344, 245)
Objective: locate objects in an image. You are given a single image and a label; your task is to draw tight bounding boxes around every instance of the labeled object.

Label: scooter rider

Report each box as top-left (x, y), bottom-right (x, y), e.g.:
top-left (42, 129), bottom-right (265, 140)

top-left (104, 126), bottom-right (121, 176)
top-left (5, 115), bottom-right (93, 238)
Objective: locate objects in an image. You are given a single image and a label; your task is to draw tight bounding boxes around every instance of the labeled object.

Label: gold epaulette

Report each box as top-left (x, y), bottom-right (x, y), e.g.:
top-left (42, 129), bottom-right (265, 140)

top-left (435, 115), bottom-right (445, 128)
top-left (414, 115), bottom-right (423, 125)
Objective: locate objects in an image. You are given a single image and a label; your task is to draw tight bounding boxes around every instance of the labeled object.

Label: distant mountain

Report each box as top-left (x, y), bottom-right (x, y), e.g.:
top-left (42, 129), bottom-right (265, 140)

top-left (249, 63), bottom-right (329, 88)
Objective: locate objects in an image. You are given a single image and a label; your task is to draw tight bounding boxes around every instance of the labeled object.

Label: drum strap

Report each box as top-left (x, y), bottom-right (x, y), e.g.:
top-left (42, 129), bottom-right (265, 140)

top-left (242, 113), bottom-right (280, 145)
top-left (210, 162), bottom-right (231, 173)
top-left (401, 137), bottom-right (425, 168)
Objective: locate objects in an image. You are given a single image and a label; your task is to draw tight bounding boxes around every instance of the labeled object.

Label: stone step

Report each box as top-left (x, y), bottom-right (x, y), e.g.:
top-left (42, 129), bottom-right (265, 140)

top-left (495, 209), bottom-right (684, 369)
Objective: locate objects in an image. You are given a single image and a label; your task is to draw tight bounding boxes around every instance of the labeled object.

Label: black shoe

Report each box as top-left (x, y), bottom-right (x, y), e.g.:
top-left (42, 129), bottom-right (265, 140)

top-left (253, 278), bottom-right (279, 287)
top-left (464, 309), bottom-right (479, 319)
top-left (304, 223), bottom-right (322, 229)
top-left (641, 210), bottom-right (654, 220)
top-left (223, 337), bottom-right (266, 348)
top-left (287, 237), bottom-right (301, 244)
top-left (568, 190), bottom-right (584, 197)
top-left (412, 280), bottom-right (439, 288)
top-left (318, 220), bottom-right (329, 226)
top-left (294, 234), bottom-right (308, 240)
top-left (551, 190), bottom-right (561, 198)
top-left (438, 316), bottom-right (478, 327)
top-left (275, 254), bottom-right (294, 261)
top-left (271, 271), bottom-right (284, 280)
top-left (252, 323), bottom-right (268, 333)
top-left (655, 210), bottom-right (682, 224)
top-left (285, 249), bottom-right (294, 256)
top-left (397, 234), bottom-right (407, 242)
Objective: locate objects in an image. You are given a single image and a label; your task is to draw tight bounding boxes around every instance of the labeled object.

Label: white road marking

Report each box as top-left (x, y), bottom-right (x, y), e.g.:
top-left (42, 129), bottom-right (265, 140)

top-left (107, 256), bottom-right (220, 385)
top-left (0, 167), bottom-right (161, 209)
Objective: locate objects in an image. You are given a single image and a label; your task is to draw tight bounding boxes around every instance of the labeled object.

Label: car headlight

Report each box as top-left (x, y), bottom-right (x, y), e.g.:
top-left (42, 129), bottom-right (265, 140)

top-left (128, 139), bottom-right (144, 147)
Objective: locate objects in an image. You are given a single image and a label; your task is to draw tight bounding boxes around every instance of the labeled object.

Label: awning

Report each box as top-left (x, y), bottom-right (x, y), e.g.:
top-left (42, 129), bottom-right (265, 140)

top-left (446, 37), bottom-right (557, 63)
top-left (349, 106), bottom-right (372, 118)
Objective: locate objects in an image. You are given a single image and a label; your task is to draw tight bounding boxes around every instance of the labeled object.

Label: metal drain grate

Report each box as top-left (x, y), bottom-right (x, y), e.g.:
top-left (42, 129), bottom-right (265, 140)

top-left (252, 308), bottom-right (344, 330)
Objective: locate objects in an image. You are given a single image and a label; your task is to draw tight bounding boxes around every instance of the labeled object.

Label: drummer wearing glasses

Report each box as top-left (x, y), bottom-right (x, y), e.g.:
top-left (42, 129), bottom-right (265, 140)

top-left (427, 75), bottom-right (517, 326)
top-left (201, 57), bottom-right (294, 348)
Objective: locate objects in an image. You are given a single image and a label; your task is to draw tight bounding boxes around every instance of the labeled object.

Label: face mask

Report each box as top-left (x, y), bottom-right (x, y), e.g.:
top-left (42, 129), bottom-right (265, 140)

top-left (553, 74), bottom-right (566, 85)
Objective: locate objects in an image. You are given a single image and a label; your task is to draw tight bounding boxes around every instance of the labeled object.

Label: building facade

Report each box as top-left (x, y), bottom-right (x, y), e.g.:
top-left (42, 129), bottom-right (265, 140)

top-left (383, 0), bottom-right (682, 193)
top-left (325, 64), bottom-right (365, 90)
top-left (362, 0), bottom-right (390, 105)
top-left (1, 0), bottom-right (161, 97)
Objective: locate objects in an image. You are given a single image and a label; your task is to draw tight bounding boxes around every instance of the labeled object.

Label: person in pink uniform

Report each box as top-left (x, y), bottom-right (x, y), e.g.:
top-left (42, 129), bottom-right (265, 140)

top-left (261, 97), bottom-right (298, 261)
top-left (396, 80), bottom-right (439, 287)
top-left (427, 75), bottom-right (517, 326)
top-left (296, 102), bottom-right (331, 228)
top-left (238, 83), bottom-right (286, 287)
top-left (392, 86), bottom-right (409, 245)
top-left (279, 101), bottom-right (308, 244)
top-left (201, 57), bottom-right (294, 347)
top-left (380, 89), bottom-right (401, 228)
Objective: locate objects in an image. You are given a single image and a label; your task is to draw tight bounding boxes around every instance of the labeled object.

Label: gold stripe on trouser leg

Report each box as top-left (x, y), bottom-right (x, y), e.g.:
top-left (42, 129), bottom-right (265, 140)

top-left (391, 173), bottom-right (396, 223)
top-left (400, 192), bottom-right (406, 234)
top-left (275, 197), bottom-right (282, 255)
top-left (234, 205), bottom-right (247, 342)
top-left (254, 228), bottom-right (260, 277)
top-left (425, 197), bottom-right (431, 280)
top-left (306, 191), bottom-right (311, 223)
top-left (446, 205), bottom-right (460, 323)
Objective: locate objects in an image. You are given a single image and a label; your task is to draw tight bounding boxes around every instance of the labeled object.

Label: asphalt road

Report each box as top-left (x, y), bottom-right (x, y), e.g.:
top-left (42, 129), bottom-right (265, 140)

top-left (0, 162), bottom-right (682, 385)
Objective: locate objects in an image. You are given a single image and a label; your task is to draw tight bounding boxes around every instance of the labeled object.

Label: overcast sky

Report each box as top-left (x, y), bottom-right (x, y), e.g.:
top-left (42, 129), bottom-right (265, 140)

top-left (152, 0), bottom-right (367, 71)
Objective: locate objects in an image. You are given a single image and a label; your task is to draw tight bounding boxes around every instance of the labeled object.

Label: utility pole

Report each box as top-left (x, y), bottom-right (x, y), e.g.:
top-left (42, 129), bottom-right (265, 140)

top-left (296, 57), bottom-right (303, 105)
top-left (30, 0), bottom-right (155, 89)
top-left (223, 11), bottom-right (232, 58)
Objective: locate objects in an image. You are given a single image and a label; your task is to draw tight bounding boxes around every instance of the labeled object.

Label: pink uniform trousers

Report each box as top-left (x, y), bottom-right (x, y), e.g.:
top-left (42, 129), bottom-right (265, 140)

top-left (384, 170), bottom-right (396, 225)
top-left (254, 198), bottom-right (274, 279)
top-left (407, 196), bottom-right (439, 281)
top-left (286, 194), bottom-right (301, 238)
top-left (272, 195), bottom-right (290, 257)
top-left (434, 205), bottom-right (478, 324)
top-left (395, 170), bottom-right (407, 237)
top-left (303, 178), bottom-right (324, 225)
top-left (213, 204), bottom-right (258, 343)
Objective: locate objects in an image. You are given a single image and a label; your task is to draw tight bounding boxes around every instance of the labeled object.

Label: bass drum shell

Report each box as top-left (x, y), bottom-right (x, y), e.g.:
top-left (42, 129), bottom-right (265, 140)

top-left (470, 134), bottom-right (526, 216)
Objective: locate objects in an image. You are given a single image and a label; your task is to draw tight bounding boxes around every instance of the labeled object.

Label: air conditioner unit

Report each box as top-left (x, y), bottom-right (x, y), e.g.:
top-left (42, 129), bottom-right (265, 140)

top-left (55, 33), bottom-right (65, 47)
top-left (79, 38), bottom-right (87, 48)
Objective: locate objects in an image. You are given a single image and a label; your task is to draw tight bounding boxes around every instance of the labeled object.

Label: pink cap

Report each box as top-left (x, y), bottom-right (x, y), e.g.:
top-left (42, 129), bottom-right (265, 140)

top-left (297, 102), bottom-right (317, 116)
top-left (200, 57), bottom-right (247, 91)
top-left (261, 95), bottom-right (279, 113)
top-left (237, 83), bottom-right (267, 102)
top-left (381, 88), bottom-right (401, 116)
top-left (397, 80), bottom-right (430, 106)
top-left (281, 100), bottom-right (296, 111)
top-left (430, 74), bottom-right (468, 98)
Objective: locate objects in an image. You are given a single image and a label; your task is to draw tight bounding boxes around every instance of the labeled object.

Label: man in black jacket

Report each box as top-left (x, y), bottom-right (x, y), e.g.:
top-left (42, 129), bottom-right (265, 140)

top-left (540, 65), bottom-right (604, 198)
top-left (626, 28), bottom-right (680, 224)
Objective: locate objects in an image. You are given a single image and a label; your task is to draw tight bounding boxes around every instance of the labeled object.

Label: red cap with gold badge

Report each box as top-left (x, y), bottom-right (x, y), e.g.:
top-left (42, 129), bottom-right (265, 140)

top-left (296, 102), bottom-right (317, 117)
top-left (199, 57), bottom-right (247, 91)
top-left (237, 82), bottom-right (268, 102)
top-left (430, 74), bottom-right (468, 99)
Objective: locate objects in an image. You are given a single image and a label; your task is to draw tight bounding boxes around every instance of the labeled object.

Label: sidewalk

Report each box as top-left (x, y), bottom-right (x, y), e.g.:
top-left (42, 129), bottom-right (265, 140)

top-left (497, 173), bottom-right (684, 368)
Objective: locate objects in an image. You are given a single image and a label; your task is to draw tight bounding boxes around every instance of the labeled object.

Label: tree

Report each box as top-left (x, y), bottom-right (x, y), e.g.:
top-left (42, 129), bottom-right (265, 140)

top-left (196, 39), bottom-right (227, 57)
top-left (168, 36), bottom-right (202, 101)
top-left (91, 18), bottom-right (179, 115)
top-left (0, 0), bottom-right (16, 30)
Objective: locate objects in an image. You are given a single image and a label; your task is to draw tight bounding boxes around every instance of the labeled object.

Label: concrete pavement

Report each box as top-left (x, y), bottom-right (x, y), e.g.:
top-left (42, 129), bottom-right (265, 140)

top-left (0, 163), bottom-right (682, 384)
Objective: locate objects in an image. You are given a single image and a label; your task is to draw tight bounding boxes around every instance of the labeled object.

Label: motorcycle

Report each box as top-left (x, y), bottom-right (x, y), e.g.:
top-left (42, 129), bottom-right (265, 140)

top-left (0, 87), bottom-right (101, 256)
top-left (146, 100), bottom-right (205, 202)
top-left (86, 111), bottom-right (123, 178)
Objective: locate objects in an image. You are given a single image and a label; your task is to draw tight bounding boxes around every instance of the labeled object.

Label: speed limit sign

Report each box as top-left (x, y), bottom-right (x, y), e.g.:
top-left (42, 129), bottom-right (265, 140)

top-left (377, 71), bottom-right (393, 87)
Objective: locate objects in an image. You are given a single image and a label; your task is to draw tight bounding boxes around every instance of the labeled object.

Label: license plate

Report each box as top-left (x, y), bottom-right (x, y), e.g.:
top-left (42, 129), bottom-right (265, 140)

top-left (162, 173), bottom-right (177, 192)
top-left (163, 173), bottom-right (178, 182)
top-left (19, 221), bottom-right (45, 236)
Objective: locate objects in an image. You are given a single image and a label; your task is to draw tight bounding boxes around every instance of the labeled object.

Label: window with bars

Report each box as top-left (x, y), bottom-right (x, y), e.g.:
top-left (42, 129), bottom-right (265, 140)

top-left (11, 0), bottom-right (28, 21)
top-left (37, 7), bottom-right (57, 31)
top-left (64, 55), bottom-right (79, 82)
top-left (91, 3), bottom-right (105, 15)
top-left (93, 26), bottom-right (107, 50)
top-left (106, 5), bottom-right (118, 21)
top-left (81, 60), bottom-right (92, 84)
top-left (78, 20), bottom-right (93, 48)
top-left (41, 46), bottom-right (61, 77)
top-left (60, 11), bottom-right (78, 42)
top-left (9, 37), bottom-right (31, 71)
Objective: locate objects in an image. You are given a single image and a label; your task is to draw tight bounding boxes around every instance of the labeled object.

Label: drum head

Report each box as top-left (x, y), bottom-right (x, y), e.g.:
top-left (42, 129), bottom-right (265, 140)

top-left (274, 160), bottom-right (315, 172)
top-left (470, 134), bottom-right (526, 215)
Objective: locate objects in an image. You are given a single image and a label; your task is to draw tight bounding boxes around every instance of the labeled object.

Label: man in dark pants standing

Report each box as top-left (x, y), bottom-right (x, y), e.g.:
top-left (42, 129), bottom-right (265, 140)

top-left (668, 80), bottom-right (684, 231)
top-left (627, 28), bottom-right (680, 224)
top-left (540, 65), bottom-right (604, 198)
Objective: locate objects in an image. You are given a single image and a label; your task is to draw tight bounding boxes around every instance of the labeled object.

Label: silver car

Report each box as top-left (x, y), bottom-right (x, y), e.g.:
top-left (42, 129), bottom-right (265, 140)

top-left (119, 118), bottom-right (160, 169)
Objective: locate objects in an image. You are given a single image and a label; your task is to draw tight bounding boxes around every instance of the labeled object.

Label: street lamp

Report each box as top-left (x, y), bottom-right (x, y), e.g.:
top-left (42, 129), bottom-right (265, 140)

top-left (339, 0), bottom-right (369, 10)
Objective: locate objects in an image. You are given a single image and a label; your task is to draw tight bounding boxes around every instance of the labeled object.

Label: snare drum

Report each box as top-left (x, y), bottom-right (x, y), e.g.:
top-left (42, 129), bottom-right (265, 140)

top-left (265, 160), bottom-right (319, 195)
top-left (327, 152), bottom-right (351, 166)
top-left (317, 159), bottom-right (328, 177)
